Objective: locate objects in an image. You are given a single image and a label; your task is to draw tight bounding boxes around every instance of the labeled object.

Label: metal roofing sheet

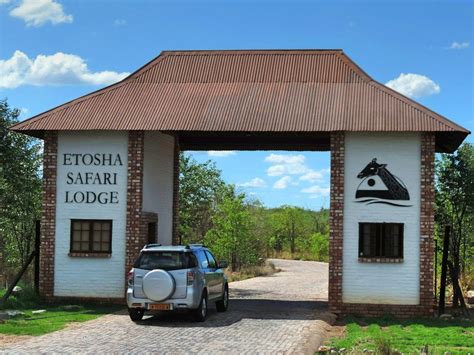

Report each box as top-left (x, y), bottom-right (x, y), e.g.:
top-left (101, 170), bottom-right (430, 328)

top-left (11, 50), bottom-right (469, 152)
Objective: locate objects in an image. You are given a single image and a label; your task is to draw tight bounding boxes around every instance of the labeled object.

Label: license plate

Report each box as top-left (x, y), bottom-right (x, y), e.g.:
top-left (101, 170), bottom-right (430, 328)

top-left (149, 303), bottom-right (172, 311)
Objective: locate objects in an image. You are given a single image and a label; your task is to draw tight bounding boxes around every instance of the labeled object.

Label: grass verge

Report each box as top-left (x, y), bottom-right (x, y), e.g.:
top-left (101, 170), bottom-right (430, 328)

top-left (1, 285), bottom-right (122, 336)
top-left (0, 304), bottom-right (122, 336)
top-left (328, 316), bottom-right (474, 354)
top-left (225, 261), bottom-right (281, 282)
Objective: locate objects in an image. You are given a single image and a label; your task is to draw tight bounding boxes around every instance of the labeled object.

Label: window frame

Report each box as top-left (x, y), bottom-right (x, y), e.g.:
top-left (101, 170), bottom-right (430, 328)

top-left (358, 222), bottom-right (404, 259)
top-left (204, 250), bottom-right (218, 269)
top-left (70, 219), bottom-right (113, 254)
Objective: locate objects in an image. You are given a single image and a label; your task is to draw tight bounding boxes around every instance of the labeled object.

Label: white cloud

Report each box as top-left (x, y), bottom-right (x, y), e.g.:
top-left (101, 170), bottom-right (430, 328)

top-left (265, 153), bottom-right (308, 176)
top-left (273, 176), bottom-right (293, 189)
top-left (0, 50), bottom-right (130, 89)
top-left (449, 41), bottom-right (470, 50)
top-left (385, 73), bottom-right (440, 99)
top-left (301, 185), bottom-right (330, 197)
top-left (0, 0), bottom-right (11, 4)
top-left (237, 177), bottom-right (267, 188)
top-left (10, 0), bottom-right (73, 27)
top-left (207, 151), bottom-right (236, 157)
top-left (299, 168), bottom-right (329, 183)
top-left (114, 19), bottom-right (127, 26)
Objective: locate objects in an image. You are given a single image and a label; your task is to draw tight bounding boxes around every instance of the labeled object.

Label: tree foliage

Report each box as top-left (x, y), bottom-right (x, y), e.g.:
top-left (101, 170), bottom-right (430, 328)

top-left (178, 153), bottom-right (330, 270)
top-left (179, 153), bottom-right (225, 244)
top-left (0, 99), bottom-right (42, 273)
top-left (435, 143), bottom-right (474, 299)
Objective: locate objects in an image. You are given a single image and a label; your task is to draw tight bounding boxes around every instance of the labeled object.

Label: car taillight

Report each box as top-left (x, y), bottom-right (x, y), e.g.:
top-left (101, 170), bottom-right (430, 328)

top-left (187, 271), bottom-right (195, 286)
top-left (127, 269), bottom-right (134, 286)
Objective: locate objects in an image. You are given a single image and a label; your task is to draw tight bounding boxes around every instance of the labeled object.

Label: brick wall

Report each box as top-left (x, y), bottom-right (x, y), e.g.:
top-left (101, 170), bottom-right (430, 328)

top-left (40, 131), bottom-right (58, 299)
top-left (329, 131), bottom-right (344, 314)
top-left (331, 132), bottom-right (435, 318)
top-left (419, 132), bottom-right (435, 316)
top-left (125, 131), bottom-right (145, 275)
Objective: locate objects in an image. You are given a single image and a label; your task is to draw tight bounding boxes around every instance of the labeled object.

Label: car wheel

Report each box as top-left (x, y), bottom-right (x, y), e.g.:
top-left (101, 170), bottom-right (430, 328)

top-left (193, 292), bottom-right (208, 322)
top-left (128, 307), bottom-right (144, 322)
top-left (216, 285), bottom-right (229, 312)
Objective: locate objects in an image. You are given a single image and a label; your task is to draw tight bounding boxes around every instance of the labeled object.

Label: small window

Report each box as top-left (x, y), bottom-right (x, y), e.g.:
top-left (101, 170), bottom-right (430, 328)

top-left (70, 220), bottom-right (112, 253)
top-left (147, 222), bottom-right (157, 244)
top-left (205, 251), bottom-right (217, 269)
top-left (358, 223), bottom-right (403, 258)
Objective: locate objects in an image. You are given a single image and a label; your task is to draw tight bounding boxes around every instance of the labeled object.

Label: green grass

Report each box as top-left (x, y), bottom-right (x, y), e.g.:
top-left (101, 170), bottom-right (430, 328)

top-left (330, 316), bottom-right (474, 354)
top-left (1, 285), bottom-right (122, 336)
top-left (0, 305), bottom-right (122, 336)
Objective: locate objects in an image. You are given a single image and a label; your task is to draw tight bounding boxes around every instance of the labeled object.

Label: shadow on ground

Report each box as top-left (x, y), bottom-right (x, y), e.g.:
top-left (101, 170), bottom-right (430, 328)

top-left (133, 298), bottom-right (330, 328)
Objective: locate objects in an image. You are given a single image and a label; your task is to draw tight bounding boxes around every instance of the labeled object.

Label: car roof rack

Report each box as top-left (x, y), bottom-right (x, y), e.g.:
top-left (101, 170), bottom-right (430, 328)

top-left (185, 243), bottom-right (206, 249)
top-left (144, 243), bottom-right (162, 249)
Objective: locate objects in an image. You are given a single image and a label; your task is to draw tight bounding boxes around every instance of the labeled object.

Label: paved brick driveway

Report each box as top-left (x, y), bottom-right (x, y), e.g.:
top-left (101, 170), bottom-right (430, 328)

top-left (1, 259), bottom-right (334, 354)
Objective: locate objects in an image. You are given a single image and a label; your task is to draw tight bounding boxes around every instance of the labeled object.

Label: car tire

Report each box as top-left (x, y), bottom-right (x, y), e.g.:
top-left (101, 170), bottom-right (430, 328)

top-left (128, 308), bottom-right (144, 322)
top-left (216, 284), bottom-right (229, 312)
top-left (193, 291), bottom-right (208, 322)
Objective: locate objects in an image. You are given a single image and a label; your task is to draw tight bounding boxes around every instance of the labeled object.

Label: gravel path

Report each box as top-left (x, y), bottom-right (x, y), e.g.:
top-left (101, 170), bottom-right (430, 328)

top-left (1, 259), bottom-right (334, 354)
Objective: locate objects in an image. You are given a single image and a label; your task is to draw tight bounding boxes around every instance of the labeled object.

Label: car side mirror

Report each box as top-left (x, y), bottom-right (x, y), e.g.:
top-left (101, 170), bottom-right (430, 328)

top-left (217, 260), bottom-right (228, 269)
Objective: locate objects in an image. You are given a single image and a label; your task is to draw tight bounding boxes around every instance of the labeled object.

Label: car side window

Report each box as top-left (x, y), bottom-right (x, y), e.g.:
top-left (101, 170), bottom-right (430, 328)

top-left (195, 250), bottom-right (209, 269)
top-left (205, 251), bottom-right (217, 269)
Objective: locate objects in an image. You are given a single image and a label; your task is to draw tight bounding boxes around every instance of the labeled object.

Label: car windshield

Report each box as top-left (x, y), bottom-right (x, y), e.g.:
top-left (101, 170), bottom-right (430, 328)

top-left (134, 251), bottom-right (196, 271)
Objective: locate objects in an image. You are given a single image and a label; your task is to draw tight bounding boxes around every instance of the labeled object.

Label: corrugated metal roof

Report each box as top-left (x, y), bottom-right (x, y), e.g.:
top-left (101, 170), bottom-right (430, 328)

top-left (11, 49), bottom-right (469, 152)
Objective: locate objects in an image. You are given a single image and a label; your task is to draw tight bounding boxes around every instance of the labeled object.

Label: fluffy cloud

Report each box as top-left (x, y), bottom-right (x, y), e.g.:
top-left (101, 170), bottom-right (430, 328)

top-left (0, 50), bottom-right (130, 89)
top-left (385, 73), bottom-right (440, 99)
top-left (299, 168), bottom-right (329, 183)
top-left (0, 0), bottom-right (11, 4)
top-left (301, 185), bottom-right (330, 197)
top-left (449, 41), bottom-right (470, 50)
top-left (207, 151), bottom-right (236, 157)
top-left (265, 153), bottom-right (308, 176)
top-left (10, 0), bottom-right (73, 27)
top-left (237, 177), bottom-right (267, 188)
top-left (273, 176), bottom-right (293, 189)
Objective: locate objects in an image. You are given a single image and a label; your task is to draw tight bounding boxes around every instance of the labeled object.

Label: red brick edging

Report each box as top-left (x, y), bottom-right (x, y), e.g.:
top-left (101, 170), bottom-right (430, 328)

top-left (329, 131), bottom-right (344, 314)
top-left (40, 131), bottom-right (58, 299)
top-left (125, 131), bottom-right (146, 277)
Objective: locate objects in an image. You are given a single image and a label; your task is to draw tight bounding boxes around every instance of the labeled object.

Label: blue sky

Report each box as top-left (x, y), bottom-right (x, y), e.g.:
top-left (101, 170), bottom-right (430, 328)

top-left (1, 0), bottom-right (472, 209)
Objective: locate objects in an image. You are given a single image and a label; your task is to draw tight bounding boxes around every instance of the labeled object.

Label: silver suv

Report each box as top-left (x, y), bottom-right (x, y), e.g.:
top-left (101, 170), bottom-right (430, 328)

top-left (126, 244), bottom-right (229, 322)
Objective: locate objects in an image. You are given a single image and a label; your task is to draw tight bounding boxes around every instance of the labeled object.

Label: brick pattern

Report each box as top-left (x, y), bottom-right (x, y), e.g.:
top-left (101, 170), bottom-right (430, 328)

top-left (329, 131), bottom-right (344, 314)
top-left (40, 131), bottom-right (58, 299)
top-left (419, 132), bottom-right (435, 315)
top-left (172, 136), bottom-right (180, 245)
top-left (340, 303), bottom-right (430, 318)
top-left (125, 131), bottom-right (145, 276)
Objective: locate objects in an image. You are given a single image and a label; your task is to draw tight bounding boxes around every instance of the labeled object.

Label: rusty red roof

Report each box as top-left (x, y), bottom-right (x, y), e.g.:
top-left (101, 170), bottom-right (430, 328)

top-left (11, 49), bottom-right (469, 152)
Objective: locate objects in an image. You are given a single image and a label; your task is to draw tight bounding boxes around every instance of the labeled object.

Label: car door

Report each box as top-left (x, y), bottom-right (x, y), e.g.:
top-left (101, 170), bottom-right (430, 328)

top-left (195, 250), bottom-right (213, 298)
top-left (205, 250), bottom-right (224, 299)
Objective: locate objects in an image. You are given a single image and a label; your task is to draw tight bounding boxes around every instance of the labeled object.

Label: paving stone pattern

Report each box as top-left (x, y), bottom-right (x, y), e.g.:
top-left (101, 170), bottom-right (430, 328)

top-left (1, 259), bottom-right (333, 354)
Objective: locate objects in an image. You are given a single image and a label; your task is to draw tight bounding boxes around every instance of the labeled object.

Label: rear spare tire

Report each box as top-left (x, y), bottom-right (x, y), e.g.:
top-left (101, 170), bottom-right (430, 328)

top-left (142, 269), bottom-right (175, 302)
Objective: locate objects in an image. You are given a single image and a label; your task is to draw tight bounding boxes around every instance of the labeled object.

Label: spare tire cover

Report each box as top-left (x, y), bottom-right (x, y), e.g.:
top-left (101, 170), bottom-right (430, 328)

top-left (142, 270), bottom-right (175, 302)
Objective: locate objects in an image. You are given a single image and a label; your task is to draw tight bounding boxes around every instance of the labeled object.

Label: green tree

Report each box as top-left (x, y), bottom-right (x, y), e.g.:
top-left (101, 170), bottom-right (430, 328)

top-left (0, 99), bottom-right (42, 275)
top-left (179, 153), bottom-right (225, 244)
top-left (205, 185), bottom-right (262, 271)
top-left (435, 143), bottom-right (474, 304)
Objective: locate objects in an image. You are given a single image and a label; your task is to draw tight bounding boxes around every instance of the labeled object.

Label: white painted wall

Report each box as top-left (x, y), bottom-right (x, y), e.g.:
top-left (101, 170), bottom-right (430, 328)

top-left (54, 131), bottom-right (128, 298)
top-left (342, 132), bottom-right (421, 305)
top-left (143, 132), bottom-right (175, 246)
